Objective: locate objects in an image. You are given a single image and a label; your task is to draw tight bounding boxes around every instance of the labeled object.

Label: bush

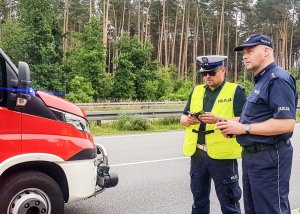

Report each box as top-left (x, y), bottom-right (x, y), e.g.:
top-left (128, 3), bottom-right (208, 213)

top-left (115, 114), bottom-right (150, 131)
top-left (66, 76), bottom-right (95, 103)
top-left (144, 67), bottom-right (175, 100)
top-left (161, 79), bottom-right (194, 101)
top-left (237, 79), bottom-right (254, 96)
top-left (296, 80), bottom-right (300, 96)
top-left (290, 67), bottom-right (299, 80)
top-left (153, 117), bottom-right (180, 126)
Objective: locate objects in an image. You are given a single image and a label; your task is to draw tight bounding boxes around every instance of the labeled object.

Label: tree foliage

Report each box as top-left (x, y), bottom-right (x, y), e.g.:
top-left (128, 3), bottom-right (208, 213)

top-left (144, 66), bottom-right (175, 100)
top-left (0, 20), bottom-right (28, 64)
top-left (112, 35), bottom-right (158, 100)
top-left (65, 18), bottom-right (112, 100)
top-left (66, 76), bottom-right (95, 103)
top-left (1, 0), bottom-right (65, 92)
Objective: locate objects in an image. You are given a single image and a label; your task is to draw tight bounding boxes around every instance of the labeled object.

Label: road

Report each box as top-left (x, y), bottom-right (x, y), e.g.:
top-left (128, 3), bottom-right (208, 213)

top-left (65, 124), bottom-right (300, 214)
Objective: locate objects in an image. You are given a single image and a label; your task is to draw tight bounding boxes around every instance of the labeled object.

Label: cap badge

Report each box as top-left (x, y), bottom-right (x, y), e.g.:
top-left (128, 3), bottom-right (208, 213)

top-left (201, 57), bottom-right (209, 65)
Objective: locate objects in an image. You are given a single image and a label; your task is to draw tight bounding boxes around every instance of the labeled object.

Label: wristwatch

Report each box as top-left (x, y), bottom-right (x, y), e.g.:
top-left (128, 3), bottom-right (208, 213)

top-left (244, 124), bottom-right (251, 134)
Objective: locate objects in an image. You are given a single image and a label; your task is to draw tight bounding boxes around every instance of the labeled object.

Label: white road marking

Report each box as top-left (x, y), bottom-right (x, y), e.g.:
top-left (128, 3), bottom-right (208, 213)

top-left (111, 156), bottom-right (188, 167)
top-left (94, 131), bottom-right (184, 139)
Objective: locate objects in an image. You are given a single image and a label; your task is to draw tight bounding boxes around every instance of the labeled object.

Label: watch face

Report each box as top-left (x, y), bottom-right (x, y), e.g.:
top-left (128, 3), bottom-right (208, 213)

top-left (245, 124), bottom-right (251, 133)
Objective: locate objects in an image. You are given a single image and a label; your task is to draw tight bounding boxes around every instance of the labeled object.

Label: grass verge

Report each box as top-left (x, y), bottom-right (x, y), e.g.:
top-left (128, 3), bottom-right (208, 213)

top-left (90, 117), bottom-right (183, 136)
top-left (91, 112), bottom-right (300, 136)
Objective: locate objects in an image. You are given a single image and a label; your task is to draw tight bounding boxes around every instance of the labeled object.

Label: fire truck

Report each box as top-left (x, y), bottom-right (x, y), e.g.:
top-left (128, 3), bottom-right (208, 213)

top-left (0, 49), bottom-right (118, 214)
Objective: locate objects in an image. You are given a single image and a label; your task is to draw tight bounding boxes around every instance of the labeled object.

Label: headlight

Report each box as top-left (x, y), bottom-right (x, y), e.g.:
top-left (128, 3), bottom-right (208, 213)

top-left (50, 108), bottom-right (90, 133)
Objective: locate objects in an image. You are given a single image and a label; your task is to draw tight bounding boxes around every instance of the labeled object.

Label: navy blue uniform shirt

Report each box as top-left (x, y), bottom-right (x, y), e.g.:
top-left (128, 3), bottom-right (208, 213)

top-left (237, 62), bottom-right (298, 146)
top-left (183, 81), bottom-right (246, 145)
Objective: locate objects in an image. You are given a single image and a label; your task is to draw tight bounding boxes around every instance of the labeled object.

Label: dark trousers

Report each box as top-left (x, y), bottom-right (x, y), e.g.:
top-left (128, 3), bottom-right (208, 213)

top-left (242, 143), bottom-right (293, 214)
top-left (190, 149), bottom-right (241, 214)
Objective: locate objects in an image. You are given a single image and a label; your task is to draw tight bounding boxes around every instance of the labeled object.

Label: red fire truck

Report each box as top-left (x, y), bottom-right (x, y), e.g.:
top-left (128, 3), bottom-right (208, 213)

top-left (0, 49), bottom-right (118, 214)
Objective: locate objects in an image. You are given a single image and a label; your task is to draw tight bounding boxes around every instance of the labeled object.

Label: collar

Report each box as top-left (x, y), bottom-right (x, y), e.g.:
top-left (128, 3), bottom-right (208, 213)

top-left (253, 62), bottom-right (277, 83)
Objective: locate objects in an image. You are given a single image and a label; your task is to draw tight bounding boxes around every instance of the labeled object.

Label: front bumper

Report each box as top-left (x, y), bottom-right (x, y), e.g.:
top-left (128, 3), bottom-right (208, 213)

top-left (90, 143), bottom-right (118, 197)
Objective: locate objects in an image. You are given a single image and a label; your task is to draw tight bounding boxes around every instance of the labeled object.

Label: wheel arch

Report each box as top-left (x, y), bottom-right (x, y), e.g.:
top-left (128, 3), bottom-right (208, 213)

top-left (0, 161), bottom-right (69, 202)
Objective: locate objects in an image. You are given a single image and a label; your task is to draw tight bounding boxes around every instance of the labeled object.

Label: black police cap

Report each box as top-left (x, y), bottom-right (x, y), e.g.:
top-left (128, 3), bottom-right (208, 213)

top-left (234, 34), bottom-right (273, 51)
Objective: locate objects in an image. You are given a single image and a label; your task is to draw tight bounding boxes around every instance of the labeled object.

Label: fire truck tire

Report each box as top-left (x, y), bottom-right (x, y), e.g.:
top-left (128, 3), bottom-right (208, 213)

top-left (0, 170), bottom-right (64, 214)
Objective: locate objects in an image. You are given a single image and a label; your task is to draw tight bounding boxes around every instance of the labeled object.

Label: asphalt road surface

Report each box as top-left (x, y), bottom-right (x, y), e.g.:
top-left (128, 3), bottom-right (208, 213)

top-left (65, 124), bottom-right (300, 214)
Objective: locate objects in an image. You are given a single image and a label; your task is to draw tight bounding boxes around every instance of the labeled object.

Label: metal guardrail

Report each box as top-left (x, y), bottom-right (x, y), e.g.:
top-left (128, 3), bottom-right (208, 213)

top-left (78, 101), bottom-right (187, 111)
top-left (78, 101), bottom-right (187, 107)
top-left (81, 101), bottom-right (186, 122)
top-left (86, 109), bottom-right (182, 121)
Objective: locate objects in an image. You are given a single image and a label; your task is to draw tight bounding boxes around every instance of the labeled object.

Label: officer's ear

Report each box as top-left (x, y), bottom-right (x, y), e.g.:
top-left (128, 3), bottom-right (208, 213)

top-left (220, 66), bottom-right (226, 75)
top-left (264, 47), bottom-right (272, 57)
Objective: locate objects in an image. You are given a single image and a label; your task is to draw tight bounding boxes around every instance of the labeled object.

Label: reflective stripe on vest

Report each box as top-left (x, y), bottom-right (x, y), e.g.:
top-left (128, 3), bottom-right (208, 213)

top-left (183, 82), bottom-right (242, 159)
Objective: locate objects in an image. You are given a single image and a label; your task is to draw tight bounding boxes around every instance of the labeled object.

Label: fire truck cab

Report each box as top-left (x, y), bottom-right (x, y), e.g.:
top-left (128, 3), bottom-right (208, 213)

top-left (0, 49), bottom-right (118, 214)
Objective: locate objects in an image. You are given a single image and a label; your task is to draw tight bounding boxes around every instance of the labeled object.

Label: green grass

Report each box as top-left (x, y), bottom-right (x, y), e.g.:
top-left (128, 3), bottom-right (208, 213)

top-left (90, 117), bottom-right (183, 136)
top-left (91, 112), bottom-right (300, 136)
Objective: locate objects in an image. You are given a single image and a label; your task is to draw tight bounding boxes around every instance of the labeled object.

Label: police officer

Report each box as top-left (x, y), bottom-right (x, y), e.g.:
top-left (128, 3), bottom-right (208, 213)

top-left (216, 34), bottom-right (298, 214)
top-left (180, 55), bottom-right (246, 214)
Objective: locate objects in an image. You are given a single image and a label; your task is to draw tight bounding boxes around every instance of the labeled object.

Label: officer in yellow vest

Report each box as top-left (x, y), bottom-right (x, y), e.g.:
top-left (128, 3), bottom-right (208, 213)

top-left (180, 55), bottom-right (246, 214)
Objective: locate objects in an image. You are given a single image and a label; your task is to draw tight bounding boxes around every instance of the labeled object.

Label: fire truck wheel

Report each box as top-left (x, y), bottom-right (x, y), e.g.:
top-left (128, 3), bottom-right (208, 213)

top-left (0, 170), bottom-right (64, 214)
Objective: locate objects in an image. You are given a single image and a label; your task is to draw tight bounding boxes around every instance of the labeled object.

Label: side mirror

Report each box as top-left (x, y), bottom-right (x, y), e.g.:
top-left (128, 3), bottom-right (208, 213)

top-left (16, 62), bottom-right (32, 107)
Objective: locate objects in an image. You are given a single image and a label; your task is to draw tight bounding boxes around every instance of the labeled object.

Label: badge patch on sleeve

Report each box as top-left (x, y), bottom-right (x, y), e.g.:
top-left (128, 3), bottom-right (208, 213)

top-left (278, 107), bottom-right (290, 111)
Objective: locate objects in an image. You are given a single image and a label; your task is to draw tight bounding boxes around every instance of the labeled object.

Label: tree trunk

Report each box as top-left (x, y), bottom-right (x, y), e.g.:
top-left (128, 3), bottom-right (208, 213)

top-left (159, 0), bottom-right (165, 64)
top-left (63, 0), bottom-right (69, 59)
top-left (278, 14), bottom-right (288, 69)
top-left (234, 14), bottom-right (238, 82)
top-left (178, 0), bottom-right (186, 78)
top-left (141, 9), bottom-right (145, 44)
top-left (102, 0), bottom-right (109, 46)
top-left (182, 3), bottom-right (189, 79)
top-left (109, 5), bottom-right (117, 74)
top-left (113, 5), bottom-right (117, 40)
top-left (89, 0), bottom-right (92, 22)
top-left (226, 23), bottom-right (229, 78)
top-left (157, 20), bottom-right (162, 63)
top-left (193, 8), bottom-right (199, 84)
top-left (120, 0), bottom-right (126, 36)
top-left (127, 8), bottom-right (131, 33)
top-left (201, 12), bottom-right (206, 55)
top-left (215, 23), bottom-right (219, 54)
top-left (145, 4), bottom-right (151, 43)
top-left (221, 2), bottom-right (225, 55)
top-left (289, 3), bottom-right (295, 70)
top-left (137, 1), bottom-right (141, 42)
top-left (217, 0), bottom-right (225, 55)
top-left (113, 3), bottom-right (118, 75)
top-left (8, 0), bottom-right (12, 19)
top-left (163, 0), bottom-right (168, 66)
top-left (210, 22), bottom-right (214, 55)
top-left (171, 6), bottom-right (178, 65)
top-left (285, 20), bottom-right (288, 69)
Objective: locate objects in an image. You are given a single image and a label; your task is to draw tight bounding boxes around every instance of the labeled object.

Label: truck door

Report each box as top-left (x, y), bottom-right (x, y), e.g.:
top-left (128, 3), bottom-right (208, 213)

top-left (0, 54), bottom-right (21, 163)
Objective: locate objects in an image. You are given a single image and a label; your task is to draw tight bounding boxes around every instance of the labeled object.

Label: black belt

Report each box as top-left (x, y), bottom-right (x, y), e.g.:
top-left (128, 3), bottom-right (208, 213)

top-left (192, 129), bottom-right (214, 135)
top-left (242, 140), bottom-right (290, 154)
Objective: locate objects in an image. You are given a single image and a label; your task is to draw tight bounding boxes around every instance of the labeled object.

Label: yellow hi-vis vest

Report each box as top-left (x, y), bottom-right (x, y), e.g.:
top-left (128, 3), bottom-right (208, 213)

top-left (183, 82), bottom-right (242, 159)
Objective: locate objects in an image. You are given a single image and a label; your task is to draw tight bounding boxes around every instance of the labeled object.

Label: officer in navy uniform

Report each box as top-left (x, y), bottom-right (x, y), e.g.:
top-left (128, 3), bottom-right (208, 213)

top-left (180, 55), bottom-right (246, 214)
top-left (216, 34), bottom-right (298, 214)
